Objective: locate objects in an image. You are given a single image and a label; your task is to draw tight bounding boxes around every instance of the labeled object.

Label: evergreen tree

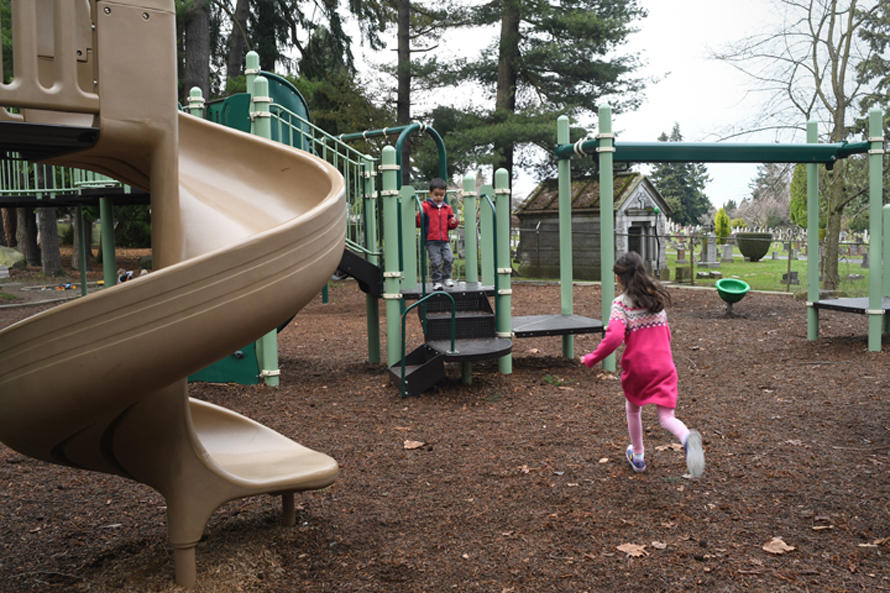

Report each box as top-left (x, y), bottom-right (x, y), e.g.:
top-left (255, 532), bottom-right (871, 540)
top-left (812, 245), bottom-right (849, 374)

top-left (442, 0), bottom-right (647, 181)
top-left (647, 124), bottom-right (711, 226)
top-left (714, 208), bottom-right (730, 245)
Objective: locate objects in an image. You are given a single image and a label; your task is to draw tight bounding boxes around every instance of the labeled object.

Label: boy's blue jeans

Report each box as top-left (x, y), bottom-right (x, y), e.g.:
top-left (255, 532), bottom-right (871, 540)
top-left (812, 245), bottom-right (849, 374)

top-left (426, 241), bottom-right (453, 284)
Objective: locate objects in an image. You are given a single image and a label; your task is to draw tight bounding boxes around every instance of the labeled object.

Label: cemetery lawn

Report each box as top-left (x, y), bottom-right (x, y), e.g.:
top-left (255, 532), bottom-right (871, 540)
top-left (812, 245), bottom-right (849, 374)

top-left (1, 268), bottom-right (889, 592)
top-left (664, 246), bottom-right (873, 297)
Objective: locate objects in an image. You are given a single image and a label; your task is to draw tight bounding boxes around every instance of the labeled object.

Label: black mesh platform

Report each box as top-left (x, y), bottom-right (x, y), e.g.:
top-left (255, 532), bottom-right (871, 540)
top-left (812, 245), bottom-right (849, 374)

top-left (402, 282), bottom-right (495, 300)
top-left (811, 297), bottom-right (890, 314)
top-left (511, 314), bottom-right (604, 338)
top-left (0, 121), bottom-right (99, 161)
top-left (427, 337), bottom-right (512, 362)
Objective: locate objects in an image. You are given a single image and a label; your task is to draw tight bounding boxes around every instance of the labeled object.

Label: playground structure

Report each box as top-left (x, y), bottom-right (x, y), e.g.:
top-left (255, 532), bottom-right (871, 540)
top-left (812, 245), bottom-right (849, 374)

top-left (0, 1), bottom-right (343, 587)
top-left (0, 0), bottom-right (887, 588)
top-left (554, 108), bottom-right (888, 362)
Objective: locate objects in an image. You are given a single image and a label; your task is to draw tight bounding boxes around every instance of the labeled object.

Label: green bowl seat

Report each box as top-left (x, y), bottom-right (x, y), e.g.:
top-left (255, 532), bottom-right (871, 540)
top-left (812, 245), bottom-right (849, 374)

top-left (715, 278), bottom-right (750, 304)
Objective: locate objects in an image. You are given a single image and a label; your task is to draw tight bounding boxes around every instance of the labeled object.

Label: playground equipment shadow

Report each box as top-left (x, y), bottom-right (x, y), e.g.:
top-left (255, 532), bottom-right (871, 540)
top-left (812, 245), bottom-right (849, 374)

top-left (1, 280), bottom-right (889, 592)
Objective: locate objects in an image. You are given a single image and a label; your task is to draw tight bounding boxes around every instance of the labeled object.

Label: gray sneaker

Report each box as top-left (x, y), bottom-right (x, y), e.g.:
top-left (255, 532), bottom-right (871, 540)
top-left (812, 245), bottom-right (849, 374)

top-left (684, 430), bottom-right (704, 477)
top-left (432, 282), bottom-right (444, 291)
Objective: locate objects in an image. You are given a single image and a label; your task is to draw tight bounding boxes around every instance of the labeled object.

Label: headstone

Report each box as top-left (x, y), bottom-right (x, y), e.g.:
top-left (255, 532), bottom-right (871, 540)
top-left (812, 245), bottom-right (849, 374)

top-left (782, 271), bottom-right (799, 285)
top-left (675, 267), bottom-right (691, 283)
top-left (698, 234), bottom-right (720, 268)
top-left (0, 265), bottom-right (8, 279)
top-left (721, 244), bottom-right (734, 263)
top-left (861, 251), bottom-right (869, 269)
top-left (676, 248), bottom-right (687, 264)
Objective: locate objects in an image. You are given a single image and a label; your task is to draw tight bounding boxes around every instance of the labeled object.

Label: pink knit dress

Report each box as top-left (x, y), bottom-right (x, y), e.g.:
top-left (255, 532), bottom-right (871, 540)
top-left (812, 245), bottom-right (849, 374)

top-left (583, 294), bottom-right (678, 408)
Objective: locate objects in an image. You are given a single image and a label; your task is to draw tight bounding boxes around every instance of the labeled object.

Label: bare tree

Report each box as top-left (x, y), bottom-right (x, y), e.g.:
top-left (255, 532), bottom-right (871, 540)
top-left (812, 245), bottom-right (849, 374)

top-left (714, 0), bottom-right (883, 290)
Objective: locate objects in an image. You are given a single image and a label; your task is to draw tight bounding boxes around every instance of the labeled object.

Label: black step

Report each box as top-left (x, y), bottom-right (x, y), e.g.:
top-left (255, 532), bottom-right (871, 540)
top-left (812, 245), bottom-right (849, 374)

top-left (511, 314), bottom-right (604, 338)
top-left (426, 337), bottom-right (512, 362)
top-left (389, 344), bottom-right (446, 397)
top-left (424, 310), bottom-right (496, 340)
top-left (402, 282), bottom-right (495, 300)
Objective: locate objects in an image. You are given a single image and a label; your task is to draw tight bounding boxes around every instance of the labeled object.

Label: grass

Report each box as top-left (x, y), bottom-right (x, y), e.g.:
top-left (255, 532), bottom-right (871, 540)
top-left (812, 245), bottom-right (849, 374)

top-left (664, 242), bottom-right (873, 297)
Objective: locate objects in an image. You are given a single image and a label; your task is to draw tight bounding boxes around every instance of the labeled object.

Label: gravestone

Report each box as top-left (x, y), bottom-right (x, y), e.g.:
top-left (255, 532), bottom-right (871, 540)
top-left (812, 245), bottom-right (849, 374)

top-left (676, 247), bottom-right (687, 265)
top-left (0, 265), bottom-right (8, 279)
top-left (721, 244), bottom-right (734, 263)
top-left (699, 234), bottom-right (720, 268)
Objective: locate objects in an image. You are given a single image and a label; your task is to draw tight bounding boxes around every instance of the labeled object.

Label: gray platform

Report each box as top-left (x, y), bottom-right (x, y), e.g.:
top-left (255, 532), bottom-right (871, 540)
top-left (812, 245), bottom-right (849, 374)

top-left (511, 314), bottom-right (604, 338)
top-left (812, 297), bottom-right (890, 314)
top-left (427, 337), bottom-right (513, 362)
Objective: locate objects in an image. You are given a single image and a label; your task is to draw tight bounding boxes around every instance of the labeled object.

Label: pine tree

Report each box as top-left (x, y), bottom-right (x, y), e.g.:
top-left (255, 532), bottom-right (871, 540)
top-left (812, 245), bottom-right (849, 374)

top-left (442, 0), bottom-right (647, 181)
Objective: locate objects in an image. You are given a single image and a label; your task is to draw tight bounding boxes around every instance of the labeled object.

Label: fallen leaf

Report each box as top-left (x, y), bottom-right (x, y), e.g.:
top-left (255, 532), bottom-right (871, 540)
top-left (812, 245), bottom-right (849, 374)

top-left (617, 543), bottom-right (649, 557)
top-left (393, 426), bottom-right (413, 432)
top-left (403, 440), bottom-right (425, 450)
top-left (812, 525), bottom-right (835, 531)
top-left (598, 457), bottom-right (610, 464)
top-left (763, 537), bottom-right (795, 555)
top-left (651, 541), bottom-right (667, 550)
top-left (655, 443), bottom-right (684, 452)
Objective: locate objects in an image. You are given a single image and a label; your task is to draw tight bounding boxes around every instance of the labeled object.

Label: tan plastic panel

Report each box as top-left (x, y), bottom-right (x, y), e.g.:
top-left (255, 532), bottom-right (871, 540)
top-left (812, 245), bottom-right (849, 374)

top-left (0, 1), bottom-right (345, 586)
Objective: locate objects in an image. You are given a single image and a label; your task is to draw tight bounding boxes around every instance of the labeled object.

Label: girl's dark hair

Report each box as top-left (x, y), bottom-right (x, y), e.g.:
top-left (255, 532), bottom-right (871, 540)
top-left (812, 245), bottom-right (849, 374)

top-left (614, 251), bottom-right (671, 313)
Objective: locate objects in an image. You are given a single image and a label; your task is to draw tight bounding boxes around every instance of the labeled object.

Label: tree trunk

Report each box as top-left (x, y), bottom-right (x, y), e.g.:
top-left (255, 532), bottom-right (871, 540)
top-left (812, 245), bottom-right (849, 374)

top-left (72, 215), bottom-right (92, 271)
top-left (397, 0), bottom-right (411, 185)
top-left (494, 0), bottom-right (521, 177)
top-left (2, 208), bottom-right (16, 247)
top-left (38, 207), bottom-right (62, 276)
top-left (821, 160), bottom-right (846, 291)
top-left (226, 0), bottom-right (251, 87)
top-left (16, 209), bottom-right (39, 266)
top-left (183, 0), bottom-right (211, 101)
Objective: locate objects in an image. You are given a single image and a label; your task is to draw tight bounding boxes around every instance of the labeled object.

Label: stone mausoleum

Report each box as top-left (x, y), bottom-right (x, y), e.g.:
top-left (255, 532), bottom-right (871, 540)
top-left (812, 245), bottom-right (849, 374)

top-left (515, 172), bottom-right (671, 281)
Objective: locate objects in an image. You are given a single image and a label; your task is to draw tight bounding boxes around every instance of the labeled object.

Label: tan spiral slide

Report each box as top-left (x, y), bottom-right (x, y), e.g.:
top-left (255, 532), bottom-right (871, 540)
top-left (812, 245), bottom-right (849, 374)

top-left (0, 1), bottom-right (344, 587)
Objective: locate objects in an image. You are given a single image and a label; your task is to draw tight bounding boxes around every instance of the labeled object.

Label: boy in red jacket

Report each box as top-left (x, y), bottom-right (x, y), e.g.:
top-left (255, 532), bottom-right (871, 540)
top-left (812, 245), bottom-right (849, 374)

top-left (417, 178), bottom-right (459, 290)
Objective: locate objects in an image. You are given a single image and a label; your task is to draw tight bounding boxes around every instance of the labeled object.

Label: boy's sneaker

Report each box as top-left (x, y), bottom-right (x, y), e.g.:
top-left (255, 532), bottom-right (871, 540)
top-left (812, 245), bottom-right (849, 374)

top-left (625, 445), bottom-right (646, 473)
top-left (432, 282), bottom-right (444, 291)
top-left (684, 430), bottom-right (705, 477)
top-left (444, 278), bottom-right (455, 288)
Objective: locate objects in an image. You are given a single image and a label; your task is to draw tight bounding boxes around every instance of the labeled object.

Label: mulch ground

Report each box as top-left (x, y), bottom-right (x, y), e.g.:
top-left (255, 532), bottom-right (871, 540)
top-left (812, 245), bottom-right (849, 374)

top-left (1, 252), bottom-right (889, 592)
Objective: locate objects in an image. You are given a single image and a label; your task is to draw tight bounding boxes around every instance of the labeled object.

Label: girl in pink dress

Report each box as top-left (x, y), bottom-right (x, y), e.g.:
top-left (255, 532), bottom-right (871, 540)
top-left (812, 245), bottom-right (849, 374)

top-left (583, 252), bottom-right (704, 477)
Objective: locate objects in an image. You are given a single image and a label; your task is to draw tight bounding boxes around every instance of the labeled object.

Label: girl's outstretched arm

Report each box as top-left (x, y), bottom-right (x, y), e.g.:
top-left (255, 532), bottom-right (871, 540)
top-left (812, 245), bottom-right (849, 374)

top-left (582, 318), bottom-right (626, 368)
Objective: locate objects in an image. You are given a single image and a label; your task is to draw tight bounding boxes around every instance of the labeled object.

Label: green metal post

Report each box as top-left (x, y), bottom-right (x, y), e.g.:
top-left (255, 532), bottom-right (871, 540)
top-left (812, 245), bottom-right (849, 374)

top-left (250, 75), bottom-right (279, 386)
top-left (187, 87), bottom-right (204, 118)
top-left (99, 197), bottom-right (116, 289)
top-left (806, 121), bottom-right (820, 341)
top-left (400, 185), bottom-right (418, 289)
top-left (884, 204), bottom-right (890, 334)
top-left (494, 169), bottom-right (513, 374)
top-left (867, 109), bottom-right (884, 351)
top-left (363, 156), bottom-right (381, 363)
top-left (75, 205), bottom-right (89, 297)
top-left (557, 116), bottom-right (574, 359)
top-left (480, 183), bottom-right (495, 286)
top-left (884, 204), bottom-right (890, 298)
top-left (381, 147), bottom-right (403, 367)
top-left (598, 107), bottom-right (616, 372)
top-left (463, 173), bottom-right (479, 285)
top-left (245, 52), bottom-right (260, 133)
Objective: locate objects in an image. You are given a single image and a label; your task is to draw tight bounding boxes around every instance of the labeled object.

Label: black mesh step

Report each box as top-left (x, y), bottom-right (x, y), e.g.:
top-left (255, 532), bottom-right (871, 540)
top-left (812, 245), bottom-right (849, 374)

top-left (424, 310), bottom-right (496, 340)
top-left (389, 344), bottom-right (446, 397)
top-left (426, 337), bottom-right (512, 362)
